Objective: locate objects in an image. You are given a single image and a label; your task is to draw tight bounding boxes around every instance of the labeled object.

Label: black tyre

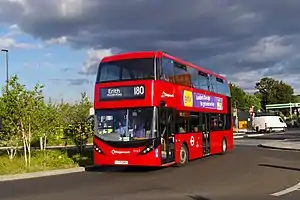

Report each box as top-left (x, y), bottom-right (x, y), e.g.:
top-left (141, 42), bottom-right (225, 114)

top-left (178, 144), bottom-right (189, 166)
top-left (221, 138), bottom-right (227, 154)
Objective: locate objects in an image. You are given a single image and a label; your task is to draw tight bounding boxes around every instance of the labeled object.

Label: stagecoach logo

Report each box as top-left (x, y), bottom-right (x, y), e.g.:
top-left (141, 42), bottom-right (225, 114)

top-left (111, 150), bottom-right (130, 155)
top-left (161, 91), bottom-right (174, 98)
top-left (107, 88), bottom-right (122, 97)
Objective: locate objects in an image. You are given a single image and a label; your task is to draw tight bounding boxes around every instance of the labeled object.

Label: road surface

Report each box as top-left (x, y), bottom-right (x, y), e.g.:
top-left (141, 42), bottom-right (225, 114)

top-left (0, 145), bottom-right (299, 200)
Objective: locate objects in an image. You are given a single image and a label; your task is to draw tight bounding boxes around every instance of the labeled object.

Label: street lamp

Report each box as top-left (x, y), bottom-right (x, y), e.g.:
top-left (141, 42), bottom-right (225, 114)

top-left (1, 49), bottom-right (8, 92)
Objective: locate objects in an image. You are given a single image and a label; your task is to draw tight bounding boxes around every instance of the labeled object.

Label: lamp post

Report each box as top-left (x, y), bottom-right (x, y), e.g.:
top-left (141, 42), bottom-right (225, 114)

top-left (1, 49), bottom-right (8, 93)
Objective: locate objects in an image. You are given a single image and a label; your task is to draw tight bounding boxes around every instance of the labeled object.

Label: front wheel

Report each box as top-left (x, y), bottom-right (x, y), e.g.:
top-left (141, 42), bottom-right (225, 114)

top-left (178, 144), bottom-right (189, 166)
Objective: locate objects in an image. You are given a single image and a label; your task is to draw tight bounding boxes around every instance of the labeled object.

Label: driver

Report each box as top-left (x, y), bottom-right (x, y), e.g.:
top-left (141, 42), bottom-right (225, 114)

top-left (115, 121), bottom-right (126, 136)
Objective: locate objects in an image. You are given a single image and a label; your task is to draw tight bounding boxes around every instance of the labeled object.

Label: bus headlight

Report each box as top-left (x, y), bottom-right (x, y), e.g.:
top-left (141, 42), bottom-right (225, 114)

top-left (139, 144), bottom-right (154, 155)
top-left (93, 144), bottom-right (103, 154)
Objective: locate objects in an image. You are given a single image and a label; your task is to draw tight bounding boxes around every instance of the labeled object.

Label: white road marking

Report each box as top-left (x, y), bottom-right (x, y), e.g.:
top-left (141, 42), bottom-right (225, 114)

top-left (270, 182), bottom-right (300, 196)
top-left (233, 136), bottom-right (244, 139)
top-left (247, 133), bottom-right (266, 137)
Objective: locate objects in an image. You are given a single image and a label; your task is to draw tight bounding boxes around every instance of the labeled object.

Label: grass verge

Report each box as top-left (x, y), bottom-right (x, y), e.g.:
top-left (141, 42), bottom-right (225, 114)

top-left (0, 149), bottom-right (93, 176)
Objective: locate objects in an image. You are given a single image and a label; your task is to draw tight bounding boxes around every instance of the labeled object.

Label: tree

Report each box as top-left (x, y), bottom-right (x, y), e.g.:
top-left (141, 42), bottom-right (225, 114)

top-left (0, 76), bottom-right (24, 160)
top-left (294, 95), bottom-right (300, 103)
top-left (230, 83), bottom-right (246, 110)
top-left (0, 96), bottom-right (21, 160)
top-left (230, 83), bottom-right (261, 112)
top-left (0, 75), bottom-right (44, 166)
top-left (63, 92), bottom-right (93, 154)
top-left (35, 100), bottom-right (60, 150)
top-left (243, 94), bottom-right (261, 112)
top-left (255, 77), bottom-right (295, 109)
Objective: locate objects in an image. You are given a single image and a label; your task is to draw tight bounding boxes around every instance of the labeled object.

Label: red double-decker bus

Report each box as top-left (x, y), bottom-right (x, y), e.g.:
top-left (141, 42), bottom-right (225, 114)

top-left (93, 51), bottom-right (233, 167)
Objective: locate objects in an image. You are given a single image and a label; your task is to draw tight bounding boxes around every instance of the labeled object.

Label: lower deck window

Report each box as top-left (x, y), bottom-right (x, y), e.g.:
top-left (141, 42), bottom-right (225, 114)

top-left (175, 111), bottom-right (232, 133)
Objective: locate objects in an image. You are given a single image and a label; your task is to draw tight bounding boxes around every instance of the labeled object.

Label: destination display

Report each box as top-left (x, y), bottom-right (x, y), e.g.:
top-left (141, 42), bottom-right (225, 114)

top-left (100, 85), bottom-right (145, 101)
top-left (182, 90), bottom-right (223, 110)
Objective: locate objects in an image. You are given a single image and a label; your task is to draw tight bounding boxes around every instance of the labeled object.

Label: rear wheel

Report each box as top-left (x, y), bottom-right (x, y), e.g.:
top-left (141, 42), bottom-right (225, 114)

top-left (221, 138), bottom-right (227, 154)
top-left (178, 144), bottom-right (189, 166)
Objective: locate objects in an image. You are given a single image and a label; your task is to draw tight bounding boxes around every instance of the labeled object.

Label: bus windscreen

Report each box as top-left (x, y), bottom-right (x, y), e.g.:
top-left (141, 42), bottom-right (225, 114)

top-left (95, 107), bottom-right (157, 141)
top-left (96, 58), bottom-right (154, 83)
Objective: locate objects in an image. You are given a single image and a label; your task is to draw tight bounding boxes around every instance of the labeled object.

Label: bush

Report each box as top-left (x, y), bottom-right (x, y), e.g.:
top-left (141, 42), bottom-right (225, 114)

top-left (0, 150), bottom-right (76, 175)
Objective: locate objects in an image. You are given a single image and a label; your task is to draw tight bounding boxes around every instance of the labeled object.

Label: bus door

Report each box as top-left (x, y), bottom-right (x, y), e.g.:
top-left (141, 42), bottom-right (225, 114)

top-left (201, 113), bottom-right (211, 156)
top-left (159, 108), bottom-right (175, 163)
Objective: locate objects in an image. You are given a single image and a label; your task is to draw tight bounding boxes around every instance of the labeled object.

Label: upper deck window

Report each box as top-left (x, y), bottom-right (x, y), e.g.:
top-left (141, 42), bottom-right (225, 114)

top-left (96, 58), bottom-right (154, 83)
top-left (159, 55), bottom-right (230, 96)
top-left (214, 76), bottom-right (231, 96)
top-left (160, 57), bottom-right (191, 87)
top-left (198, 71), bottom-right (210, 90)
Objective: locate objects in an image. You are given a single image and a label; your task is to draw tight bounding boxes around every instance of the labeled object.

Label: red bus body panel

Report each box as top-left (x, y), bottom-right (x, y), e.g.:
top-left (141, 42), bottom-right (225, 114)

top-left (93, 51), bottom-right (234, 167)
top-left (93, 138), bottom-right (162, 166)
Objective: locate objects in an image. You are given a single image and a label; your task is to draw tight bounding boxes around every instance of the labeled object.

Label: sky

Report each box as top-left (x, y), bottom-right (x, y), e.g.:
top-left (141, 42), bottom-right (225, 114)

top-left (0, 0), bottom-right (300, 103)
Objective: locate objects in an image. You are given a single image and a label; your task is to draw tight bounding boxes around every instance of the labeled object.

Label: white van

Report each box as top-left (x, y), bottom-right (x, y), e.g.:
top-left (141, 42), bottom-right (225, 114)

top-left (253, 116), bottom-right (287, 133)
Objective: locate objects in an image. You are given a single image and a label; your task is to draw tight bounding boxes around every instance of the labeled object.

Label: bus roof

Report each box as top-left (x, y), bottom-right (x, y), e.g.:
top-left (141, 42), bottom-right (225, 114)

top-left (101, 51), bottom-right (227, 81)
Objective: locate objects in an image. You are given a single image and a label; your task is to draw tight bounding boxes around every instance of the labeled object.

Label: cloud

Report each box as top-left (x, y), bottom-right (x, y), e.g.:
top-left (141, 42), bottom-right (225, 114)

top-left (79, 48), bottom-right (113, 75)
top-left (0, 22), bottom-right (41, 49)
top-left (1, 24), bottom-right (23, 38)
top-left (0, 36), bottom-right (42, 49)
top-left (228, 69), bottom-right (300, 94)
top-left (1, 0), bottom-right (300, 91)
top-left (45, 36), bottom-right (68, 45)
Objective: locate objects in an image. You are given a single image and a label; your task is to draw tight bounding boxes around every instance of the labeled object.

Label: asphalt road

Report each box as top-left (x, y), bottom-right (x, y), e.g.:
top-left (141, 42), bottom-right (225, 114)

top-left (235, 128), bottom-right (300, 147)
top-left (0, 145), bottom-right (299, 200)
top-left (248, 128), bottom-right (300, 140)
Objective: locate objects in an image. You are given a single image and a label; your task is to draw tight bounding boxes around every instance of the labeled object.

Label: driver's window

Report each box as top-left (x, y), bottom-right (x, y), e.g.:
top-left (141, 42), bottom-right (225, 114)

top-left (279, 117), bottom-right (284, 123)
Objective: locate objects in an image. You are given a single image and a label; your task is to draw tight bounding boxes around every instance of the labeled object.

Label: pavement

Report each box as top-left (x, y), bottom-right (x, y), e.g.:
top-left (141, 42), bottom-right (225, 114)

top-left (259, 140), bottom-right (300, 151)
top-left (0, 167), bottom-right (86, 182)
top-left (0, 146), bottom-right (300, 200)
top-left (235, 128), bottom-right (300, 151)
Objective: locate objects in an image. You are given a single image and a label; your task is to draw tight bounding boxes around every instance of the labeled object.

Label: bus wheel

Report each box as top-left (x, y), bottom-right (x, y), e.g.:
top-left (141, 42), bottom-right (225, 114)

top-left (255, 126), bottom-right (260, 133)
top-left (283, 127), bottom-right (287, 132)
top-left (221, 138), bottom-right (227, 154)
top-left (179, 144), bottom-right (189, 166)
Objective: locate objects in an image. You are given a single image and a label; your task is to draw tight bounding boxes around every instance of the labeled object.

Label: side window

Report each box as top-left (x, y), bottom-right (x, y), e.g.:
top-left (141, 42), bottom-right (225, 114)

top-left (174, 62), bottom-right (190, 87)
top-left (190, 112), bottom-right (201, 132)
top-left (224, 83), bottom-right (231, 97)
top-left (161, 57), bottom-right (174, 82)
top-left (175, 111), bottom-right (189, 133)
top-left (225, 114), bottom-right (232, 130)
top-left (198, 71), bottom-right (209, 90)
top-left (216, 77), bottom-right (231, 96)
top-left (210, 114), bottom-right (226, 131)
top-left (188, 67), bottom-right (198, 88)
top-left (198, 113), bottom-right (206, 132)
top-left (209, 75), bottom-right (217, 93)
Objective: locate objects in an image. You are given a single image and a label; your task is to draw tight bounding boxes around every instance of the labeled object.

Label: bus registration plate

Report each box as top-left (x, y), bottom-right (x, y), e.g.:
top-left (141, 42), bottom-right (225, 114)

top-left (114, 160), bottom-right (128, 165)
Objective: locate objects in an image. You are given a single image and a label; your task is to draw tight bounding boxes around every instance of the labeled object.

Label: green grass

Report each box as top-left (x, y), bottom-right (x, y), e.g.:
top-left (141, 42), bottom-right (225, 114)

top-left (0, 149), bottom-right (93, 175)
